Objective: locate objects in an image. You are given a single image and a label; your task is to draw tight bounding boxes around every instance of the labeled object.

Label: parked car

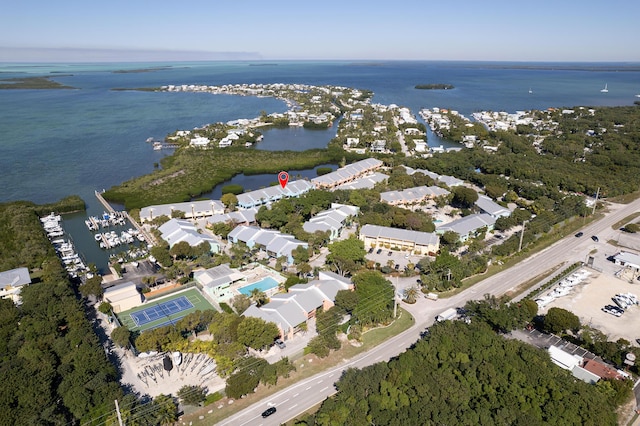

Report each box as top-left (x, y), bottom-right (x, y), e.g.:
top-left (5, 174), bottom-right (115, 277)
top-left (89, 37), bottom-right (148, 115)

top-left (262, 407), bottom-right (277, 418)
top-left (394, 264), bottom-right (400, 270)
top-left (376, 248), bottom-right (382, 254)
top-left (575, 232), bottom-right (584, 237)
top-left (388, 251), bottom-right (393, 256)
top-left (368, 247), bottom-right (374, 254)
top-left (591, 235), bottom-right (599, 242)
top-left (274, 339), bottom-right (286, 349)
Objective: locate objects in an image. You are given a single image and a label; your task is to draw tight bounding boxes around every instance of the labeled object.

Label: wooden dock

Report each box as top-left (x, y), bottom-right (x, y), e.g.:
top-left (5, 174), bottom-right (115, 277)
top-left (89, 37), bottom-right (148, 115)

top-left (94, 190), bottom-right (156, 246)
top-left (95, 190), bottom-right (115, 214)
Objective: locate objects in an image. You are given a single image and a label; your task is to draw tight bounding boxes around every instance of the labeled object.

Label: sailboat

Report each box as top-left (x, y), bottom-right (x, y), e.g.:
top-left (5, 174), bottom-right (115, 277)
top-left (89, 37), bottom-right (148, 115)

top-left (600, 83), bottom-right (608, 93)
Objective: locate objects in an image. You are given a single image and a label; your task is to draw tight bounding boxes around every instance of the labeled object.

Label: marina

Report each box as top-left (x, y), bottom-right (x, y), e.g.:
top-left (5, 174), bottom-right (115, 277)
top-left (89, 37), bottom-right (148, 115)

top-left (40, 213), bottom-right (91, 280)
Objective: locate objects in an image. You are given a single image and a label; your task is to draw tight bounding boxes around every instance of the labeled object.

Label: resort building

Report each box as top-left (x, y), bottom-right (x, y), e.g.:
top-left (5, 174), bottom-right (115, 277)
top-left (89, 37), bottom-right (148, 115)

top-left (243, 271), bottom-right (352, 340)
top-left (475, 194), bottom-right (511, 218)
top-left (435, 213), bottom-right (497, 242)
top-left (0, 267), bottom-right (31, 305)
top-left (302, 203), bottom-right (359, 241)
top-left (359, 224), bottom-right (440, 255)
top-left (158, 219), bottom-right (221, 253)
top-left (236, 180), bottom-right (314, 209)
top-left (403, 165), bottom-right (464, 187)
top-left (194, 263), bottom-right (285, 303)
top-left (227, 226), bottom-right (308, 265)
top-left (380, 185), bottom-right (450, 206)
top-left (194, 263), bottom-right (247, 302)
top-left (311, 158), bottom-right (384, 190)
top-left (103, 281), bottom-right (142, 313)
top-left (207, 208), bottom-right (258, 227)
top-left (140, 200), bottom-right (225, 223)
top-left (333, 172), bottom-right (389, 191)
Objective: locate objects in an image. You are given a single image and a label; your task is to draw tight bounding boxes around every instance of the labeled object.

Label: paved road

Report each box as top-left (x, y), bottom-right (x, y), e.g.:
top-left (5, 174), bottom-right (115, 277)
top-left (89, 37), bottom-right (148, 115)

top-left (217, 198), bottom-right (640, 425)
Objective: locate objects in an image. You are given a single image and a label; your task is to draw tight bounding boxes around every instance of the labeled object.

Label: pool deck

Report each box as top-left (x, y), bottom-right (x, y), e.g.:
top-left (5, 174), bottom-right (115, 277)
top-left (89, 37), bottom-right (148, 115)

top-left (231, 263), bottom-right (285, 296)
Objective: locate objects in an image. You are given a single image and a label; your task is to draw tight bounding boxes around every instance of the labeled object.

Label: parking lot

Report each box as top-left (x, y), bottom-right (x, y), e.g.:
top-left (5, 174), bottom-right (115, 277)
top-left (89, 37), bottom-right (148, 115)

top-left (539, 266), bottom-right (640, 345)
top-left (365, 247), bottom-right (422, 272)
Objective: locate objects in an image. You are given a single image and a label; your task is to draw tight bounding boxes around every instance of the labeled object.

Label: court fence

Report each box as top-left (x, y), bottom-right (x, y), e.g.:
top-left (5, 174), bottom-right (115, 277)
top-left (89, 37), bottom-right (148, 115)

top-left (144, 281), bottom-right (197, 302)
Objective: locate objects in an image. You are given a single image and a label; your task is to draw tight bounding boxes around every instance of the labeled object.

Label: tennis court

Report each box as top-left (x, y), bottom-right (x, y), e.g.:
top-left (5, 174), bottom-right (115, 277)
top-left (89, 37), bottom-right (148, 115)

top-left (130, 296), bottom-right (194, 326)
top-left (117, 288), bottom-right (216, 333)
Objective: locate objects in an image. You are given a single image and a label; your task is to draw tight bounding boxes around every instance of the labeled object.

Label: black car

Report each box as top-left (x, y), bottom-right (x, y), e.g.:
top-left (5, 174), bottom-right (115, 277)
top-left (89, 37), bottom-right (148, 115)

top-left (575, 232), bottom-right (584, 237)
top-left (591, 235), bottom-right (599, 242)
top-left (368, 247), bottom-right (374, 254)
top-left (376, 248), bottom-right (382, 254)
top-left (262, 407), bottom-right (277, 418)
top-left (388, 251), bottom-right (393, 256)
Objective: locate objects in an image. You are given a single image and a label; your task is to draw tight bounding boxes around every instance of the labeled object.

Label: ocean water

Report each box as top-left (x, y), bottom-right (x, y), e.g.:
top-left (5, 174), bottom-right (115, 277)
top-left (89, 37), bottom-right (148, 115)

top-left (2, 60), bottom-right (639, 272)
top-left (1, 60), bottom-right (639, 208)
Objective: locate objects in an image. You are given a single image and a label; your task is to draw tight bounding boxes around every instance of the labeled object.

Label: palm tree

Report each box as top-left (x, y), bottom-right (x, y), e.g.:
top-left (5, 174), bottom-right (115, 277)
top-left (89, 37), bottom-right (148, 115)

top-left (403, 286), bottom-right (419, 304)
top-left (250, 288), bottom-right (268, 307)
top-left (153, 394), bottom-right (178, 425)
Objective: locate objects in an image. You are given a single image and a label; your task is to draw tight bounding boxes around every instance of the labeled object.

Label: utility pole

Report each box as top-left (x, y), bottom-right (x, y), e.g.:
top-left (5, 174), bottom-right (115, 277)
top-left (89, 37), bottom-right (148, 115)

top-left (518, 220), bottom-right (527, 252)
top-left (114, 399), bottom-right (124, 426)
top-left (592, 187), bottom-right (600, 215)
top-left (393, 276), bottom-right (398, 318)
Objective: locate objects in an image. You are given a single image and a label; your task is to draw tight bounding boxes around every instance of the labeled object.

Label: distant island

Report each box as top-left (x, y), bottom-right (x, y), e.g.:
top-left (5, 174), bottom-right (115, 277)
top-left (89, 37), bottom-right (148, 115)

top-left (0, 76), bottom-right (75, 90)
top-left (112, 66), bottom-right (175, 74)
top-left (415, 84), bottom-right (454, 90)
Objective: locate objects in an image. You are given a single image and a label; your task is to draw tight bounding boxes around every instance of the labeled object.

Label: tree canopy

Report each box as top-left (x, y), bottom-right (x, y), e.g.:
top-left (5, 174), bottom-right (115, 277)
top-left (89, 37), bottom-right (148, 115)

top-left (309, 321), bottom-right (618, 425)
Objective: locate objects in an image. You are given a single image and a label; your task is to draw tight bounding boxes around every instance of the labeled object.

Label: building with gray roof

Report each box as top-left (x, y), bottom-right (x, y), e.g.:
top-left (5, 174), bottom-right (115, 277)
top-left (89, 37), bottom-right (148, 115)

top-left (359, 224), bottom-right (439, 255)
top-left (333, 172), bottom-right (389, 190)
top-left (228, 225), bottom-right (308, 264)
top-left (243, 272), bottom-right (353, 340)
top-left (0, 267), bottom-right (31, 305)
top-left (194, 263), bottom-right (247, 301)
top-left (311, 158), bottom-right (384, 190)
top-left (236, 179), bottom-right (314, 209)
top-left (207, 208), bottom-right (258, 227)
top-left (475, 194), bottom-right (511, 218)
top-left (403, 166), bottom-right (464, 187)
top-left (380, 185), bottom-right (450, 206)
top-left (158, 218), bottom-right (221, 253)
top-left (302, 204), bottom-right (359, 240)
top-left (435, 213), bottom-right (497, 242)
top-left (140, 199), bottom-right (224, 223)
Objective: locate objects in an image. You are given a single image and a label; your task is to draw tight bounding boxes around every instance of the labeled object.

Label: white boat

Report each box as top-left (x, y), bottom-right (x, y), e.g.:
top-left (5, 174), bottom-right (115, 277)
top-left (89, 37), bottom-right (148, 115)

top-left (94, 233), bottom-right (103, 241)
top-left (600, 83), bottom-right (608, 93)
top-left (636, 94), bottom-right (640, 98)
top-left (528, 88), bottom-right (533, 94)
top-left (172, 351), bottom-right (182, 366)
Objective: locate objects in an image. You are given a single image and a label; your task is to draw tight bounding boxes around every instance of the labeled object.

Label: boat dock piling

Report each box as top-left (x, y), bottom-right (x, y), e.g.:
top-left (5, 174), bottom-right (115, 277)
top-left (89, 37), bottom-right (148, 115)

top-left (93, 190), bottom-right (157, 247)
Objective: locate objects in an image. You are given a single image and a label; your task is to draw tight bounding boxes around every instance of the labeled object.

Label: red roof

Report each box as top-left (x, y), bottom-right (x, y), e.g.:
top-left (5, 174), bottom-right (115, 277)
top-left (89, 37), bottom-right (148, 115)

top-left (582, 359), bottom-right (623, 380)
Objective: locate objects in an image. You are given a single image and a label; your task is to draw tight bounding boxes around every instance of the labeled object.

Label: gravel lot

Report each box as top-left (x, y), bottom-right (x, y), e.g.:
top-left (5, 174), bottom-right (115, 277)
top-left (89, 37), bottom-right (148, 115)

top-left (540, 268), bottom-right (640, 345)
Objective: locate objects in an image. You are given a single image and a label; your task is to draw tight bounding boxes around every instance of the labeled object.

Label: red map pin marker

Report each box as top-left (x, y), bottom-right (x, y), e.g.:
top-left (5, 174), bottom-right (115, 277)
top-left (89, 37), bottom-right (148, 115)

top-left (278, 171), bottom-right (289, 189)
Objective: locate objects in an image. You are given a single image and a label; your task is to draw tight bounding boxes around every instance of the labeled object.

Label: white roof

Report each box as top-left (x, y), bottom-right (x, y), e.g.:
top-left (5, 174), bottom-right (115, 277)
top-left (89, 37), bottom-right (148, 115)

top-left (140, 199), bottom-right (224, 220)
top-left (548, 345), bottom-right (583, 370)
top-left (104, 281), bottom-right (140, 304)
top-left (360, 224), bottom-right (439, 247)
top-left (194, 264), bottom-right (245, 288)
top-left (475, 194), bottom-right (511, 217)
top-left (436, 213), bottom-right (496, 237)
top-left (0, 267), bottom-right (31, 289)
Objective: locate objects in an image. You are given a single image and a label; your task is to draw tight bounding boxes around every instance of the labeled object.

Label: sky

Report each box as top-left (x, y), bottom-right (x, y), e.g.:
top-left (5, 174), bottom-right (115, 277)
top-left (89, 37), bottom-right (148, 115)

top-left (1, 0), bottom-right (638, 62)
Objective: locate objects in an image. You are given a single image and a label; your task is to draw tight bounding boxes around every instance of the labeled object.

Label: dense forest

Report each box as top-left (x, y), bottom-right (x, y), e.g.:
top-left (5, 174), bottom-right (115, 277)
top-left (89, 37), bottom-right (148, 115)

top-left (300, 321), bottom-right (619, 426)
top-left (0, 200), bottom-right (122, 425)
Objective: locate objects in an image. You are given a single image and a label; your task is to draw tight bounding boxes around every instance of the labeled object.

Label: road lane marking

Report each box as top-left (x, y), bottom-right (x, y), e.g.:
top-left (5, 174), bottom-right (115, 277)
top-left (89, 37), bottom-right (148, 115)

top-left (288, 404), bottom-right (298, 411)
top-left (305, 386), bottom-right (311, 390)
top-left (317, 379), bottom-right (323, 383)
top-left (293, 393), bottom-right (299, 397)
top-left (320, 387), bottom-right (328, 392)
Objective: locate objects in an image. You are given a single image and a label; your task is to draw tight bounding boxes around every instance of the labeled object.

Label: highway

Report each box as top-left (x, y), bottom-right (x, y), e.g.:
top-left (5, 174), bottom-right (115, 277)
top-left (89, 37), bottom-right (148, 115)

top-left (217, 197), bottom-right (640, 425)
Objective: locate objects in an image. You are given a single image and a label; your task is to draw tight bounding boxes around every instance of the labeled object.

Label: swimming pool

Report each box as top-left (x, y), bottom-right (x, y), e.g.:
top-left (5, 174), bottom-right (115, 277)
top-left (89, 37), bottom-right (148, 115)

top-left (238, 276), bottom-right (280, 295)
